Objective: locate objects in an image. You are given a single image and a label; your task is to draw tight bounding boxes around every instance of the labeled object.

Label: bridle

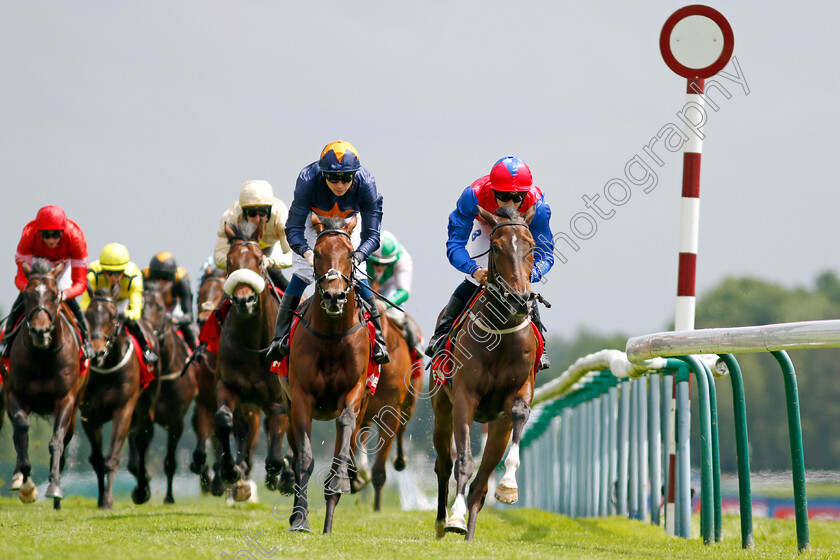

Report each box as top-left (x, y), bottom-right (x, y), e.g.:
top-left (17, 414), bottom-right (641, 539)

top-left (314, 228), bottom-right (355, 312)
top-left (24, 274), bottom-right (61, 334)
top-left (88, 295), bottom-right (126, 367)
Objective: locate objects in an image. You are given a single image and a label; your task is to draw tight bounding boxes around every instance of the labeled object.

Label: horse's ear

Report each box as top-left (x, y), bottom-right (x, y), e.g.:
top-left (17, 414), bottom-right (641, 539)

top-left (52, 260), bottom-right (67, 279)
top-left (522, 203), bottom-right (537, 225)
top-left (311, 213), bottom-right (325, 234)
top-left (224, 223), bottom-right (236, 240)
top-left (22, 262), bottom-right (32, 277)
top-left (204, 266), bottom-right (213, 276)
top-left (344, 214), bottom-right (358, 233)
top-left (478, 206), bottom-right (500, 227)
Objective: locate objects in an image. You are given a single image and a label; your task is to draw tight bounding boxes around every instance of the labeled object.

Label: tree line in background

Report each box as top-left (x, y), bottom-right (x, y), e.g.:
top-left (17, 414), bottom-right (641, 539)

top-left (2, 272), bottom-right (839, 485)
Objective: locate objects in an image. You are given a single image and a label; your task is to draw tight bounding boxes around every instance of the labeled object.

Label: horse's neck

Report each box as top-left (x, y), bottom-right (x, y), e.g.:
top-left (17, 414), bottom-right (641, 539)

top-left (311, 292), bottom-right (359, 334)
top-left (102, 333), bottom-right (131, 368)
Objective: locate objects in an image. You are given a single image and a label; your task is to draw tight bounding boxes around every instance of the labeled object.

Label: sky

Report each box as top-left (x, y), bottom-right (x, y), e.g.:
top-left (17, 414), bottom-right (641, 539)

top-left (2, 1), bottom-right (839, 340)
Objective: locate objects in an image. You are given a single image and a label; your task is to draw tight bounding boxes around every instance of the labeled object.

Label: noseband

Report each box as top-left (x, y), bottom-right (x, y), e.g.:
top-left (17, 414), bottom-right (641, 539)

top-left (24, 275), bottom-right (61, 333)
top-left (314, 228), bottom-right (355, 311)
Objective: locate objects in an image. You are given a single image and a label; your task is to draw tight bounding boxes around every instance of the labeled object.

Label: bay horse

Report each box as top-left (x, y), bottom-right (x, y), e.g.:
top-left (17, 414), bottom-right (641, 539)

top-left (353, 313), bottom-right (424, 511)
top-left (432, 204), bottom-right (540, 541)
top-left (190, 267), bottom-right (263, 498)
top-left (283, 214), bottom-right (377, 534)
top-left (215, 222), bottom-right (291, 501)
top-left (142, 280), bottom-right (197, 503)
top-left (81, 285), bottom-right (159, 508)
top-left (4, 258), bottom-right (86, 509)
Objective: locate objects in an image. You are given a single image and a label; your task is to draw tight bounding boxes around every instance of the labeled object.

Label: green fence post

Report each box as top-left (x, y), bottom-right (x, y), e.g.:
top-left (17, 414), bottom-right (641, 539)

top-left (770, 350), bottom-right (810, 553)
top-left (717, 354), bottom-right (753, 549)
top-left (700, 360), bottom-right (722, 542)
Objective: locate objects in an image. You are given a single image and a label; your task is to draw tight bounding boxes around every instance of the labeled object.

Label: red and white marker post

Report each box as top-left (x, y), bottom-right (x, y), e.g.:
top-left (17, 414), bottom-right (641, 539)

top-left (659, 5), bottom-right (734, 537)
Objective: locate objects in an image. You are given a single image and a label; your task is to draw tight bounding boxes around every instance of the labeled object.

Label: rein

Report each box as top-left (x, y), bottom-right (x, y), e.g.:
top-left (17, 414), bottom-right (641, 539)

top-left (88, 295), bottom-right (126, 368)
top-left (24, 274), bottom-right (61, 332)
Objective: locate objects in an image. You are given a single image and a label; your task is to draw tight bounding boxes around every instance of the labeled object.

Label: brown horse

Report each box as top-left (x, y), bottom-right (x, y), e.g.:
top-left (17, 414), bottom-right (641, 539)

top-left (283, 214), bottom-right (378, 534)
top-left (81, 285), bottom-right (159, 508)
top-left (142, 280), bottom-right (198, 503)
top-left (215, 222), bottom-right (291, 501)
top-left (353, 313), bottom-right (424, 511)
top-left (190, 267), bottom-right (263, 499)
top-left (432, 204), bottom-right (540, 540)
top-left (4, 258), bottom-right (86, 509)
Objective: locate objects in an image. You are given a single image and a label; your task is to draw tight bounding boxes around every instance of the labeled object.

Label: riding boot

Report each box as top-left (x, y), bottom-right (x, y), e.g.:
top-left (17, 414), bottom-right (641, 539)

top-left (362, 294), bottom-right (390, 365)
top-left (0, 296), bottom-right (25, 358)
top-left (126, 320), bottom-right (159, 366)
top-left (266, 267), bottom-right (290, 292)
top-left (265, 294), bottom-right (301, 361)
top-left (402, 317), bottom-right (420, 352)
top-left (66, 298), bottom-right (93, 360)
top-left (180, 324), bottom-right (198, 352)
top-left (424, 294), bottom-right (468, 358)
top-left (531, 304), bottom-right (550, 370)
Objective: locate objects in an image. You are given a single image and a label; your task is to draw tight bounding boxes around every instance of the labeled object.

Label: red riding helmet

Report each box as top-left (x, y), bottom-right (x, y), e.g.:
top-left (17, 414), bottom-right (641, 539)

top-left (489, 156), bottom-right (533, 192)
top-left (34, 205), bottom-right (68, 230)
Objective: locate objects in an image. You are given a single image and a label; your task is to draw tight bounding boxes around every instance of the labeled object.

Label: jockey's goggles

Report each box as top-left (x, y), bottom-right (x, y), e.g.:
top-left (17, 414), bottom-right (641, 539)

top-left (40, 230), bottom-right (63, 240)
top-left (324, 172), bottom-right (356, 184)
top-left (494, 191), bottom-right (526, 204)
top-left (243, 206), bottom-right (271, 218)
top-left (103, 270), bottom-right (124, 277)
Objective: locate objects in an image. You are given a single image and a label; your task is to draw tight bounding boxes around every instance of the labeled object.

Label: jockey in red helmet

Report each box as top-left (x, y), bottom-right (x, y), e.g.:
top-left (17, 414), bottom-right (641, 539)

top-left (425, 156), bottom-right (555, 369)
top-left (1, 205), bottom-right (92, 358)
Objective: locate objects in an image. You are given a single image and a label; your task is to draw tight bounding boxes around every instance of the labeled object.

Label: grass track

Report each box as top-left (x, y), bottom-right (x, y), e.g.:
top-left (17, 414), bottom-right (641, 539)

top-left (1, 495), bottom-right (838, 559)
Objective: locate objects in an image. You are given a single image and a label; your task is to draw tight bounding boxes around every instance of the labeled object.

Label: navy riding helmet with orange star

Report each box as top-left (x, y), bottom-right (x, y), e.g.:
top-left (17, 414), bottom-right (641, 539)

top-left (285, 140), bottom-right (384, 260)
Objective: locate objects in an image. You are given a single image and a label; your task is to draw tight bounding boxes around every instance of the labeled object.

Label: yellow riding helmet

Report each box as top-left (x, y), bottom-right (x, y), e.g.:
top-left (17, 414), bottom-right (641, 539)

top-left (239, 180), bottom-right (274, 208)
top-left (100, 243), bottom-right (130, 271)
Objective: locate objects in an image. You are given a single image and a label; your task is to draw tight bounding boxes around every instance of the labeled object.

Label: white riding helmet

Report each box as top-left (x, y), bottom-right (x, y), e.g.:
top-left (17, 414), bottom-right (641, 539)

top-left (239, 180), bottom-right (274, 207)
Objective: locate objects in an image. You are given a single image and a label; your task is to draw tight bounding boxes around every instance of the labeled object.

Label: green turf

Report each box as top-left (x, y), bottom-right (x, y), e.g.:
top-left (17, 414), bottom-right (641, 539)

top-left (1, 494), bottom-right (838, 559)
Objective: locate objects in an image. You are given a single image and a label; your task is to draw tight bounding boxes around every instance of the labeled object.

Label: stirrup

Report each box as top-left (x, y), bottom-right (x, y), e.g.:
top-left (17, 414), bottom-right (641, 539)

top-left (539, 354), bottom-right (551, 371)
top-left (0, 340), bottom-right (10, 358)
top-left (371, 342), bottom-right (390, 365)
top-left (144, 349), bottom-right (159, 365)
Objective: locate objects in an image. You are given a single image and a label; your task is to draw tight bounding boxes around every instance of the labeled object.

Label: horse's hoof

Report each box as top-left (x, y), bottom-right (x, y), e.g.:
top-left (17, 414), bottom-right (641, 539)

top-left (220, 462), bottom-right (239, 484)
top-left (45, 483), bottom-right (64, 500)
top-left (278, 470), bottom-right (295, 496)
top-left (327, 474), bottom-right (351, 494)
top-left (211, 475), bottom-right (226, 497)
top-left (289, 520), bottom-right (311, 533)
top-left (444, 516), bottom-right (467, 535)
top-left (164, 495), bottom-right (175, 504)
top-left (232, 480), bottom-right (252, 502)
top-left (19, 479), bottom-right (37, 503)
top-left (265, 472), bottom-right (279, 491)
top-left (393, 456), bottom-right (407, 472)
top-left (435, 520), bottom-right (447, 539)
top-left (349, 477), bottom-right (366, 494)
top-left (131, 485), bottom-right (151, 505)
top-left (356, 468), bottom-right (371, 485)
top-left (199, 472), bottom-right (212, 495)
top-left (494, 482), bottom-right (518, 505)
top-left (9, 472), bottom-right (23, 491)
top-left (189, 460), bottom-right (203, 475)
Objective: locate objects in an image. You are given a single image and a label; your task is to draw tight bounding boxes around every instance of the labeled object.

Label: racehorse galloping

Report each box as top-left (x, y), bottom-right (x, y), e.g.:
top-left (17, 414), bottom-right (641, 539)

top-left (142, 280), bottom-right (198, 503)
top-left (432, 204), bottom-right (540, 541)
top-left (354, 314), bottom-right (423, 511)
top-left (191, 267), bottom-right (262, 498)
top-left (215, 222), bottom-right (291, 500)
top-left (81, 286), bottom-right (159, 509)
top-left (4, 259), bottom-right (86, 509)
top-left (284, 214), bottom-right (376, 533)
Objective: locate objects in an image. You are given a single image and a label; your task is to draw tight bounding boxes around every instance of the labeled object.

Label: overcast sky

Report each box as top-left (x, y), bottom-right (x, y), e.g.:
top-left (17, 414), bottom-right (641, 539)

top-left (2, 2), bottom-right (838, 341)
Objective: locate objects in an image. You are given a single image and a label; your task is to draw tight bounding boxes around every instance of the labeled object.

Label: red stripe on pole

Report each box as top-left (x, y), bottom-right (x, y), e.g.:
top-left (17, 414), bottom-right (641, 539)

top-left (667, 452), bottom-right (677, 502)
top-left (686, 78), bottom-right (704, 94)
top-left (681, 152), bottom-right (702, 197)
top-left (677, 252), bottom-right (696, 296)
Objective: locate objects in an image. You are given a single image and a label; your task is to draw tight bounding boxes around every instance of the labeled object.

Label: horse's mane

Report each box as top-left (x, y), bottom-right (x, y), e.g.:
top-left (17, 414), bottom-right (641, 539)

top-left (319, 216), bottom-right (351, 231)
top-left (494, 205), bottom-right (524, 222)
top-left (228, 220), bottom-right (258, 242)
top-left (93, 287), bottom-right (114, 299)
top-left (30, 258), bottom-right (53, 275)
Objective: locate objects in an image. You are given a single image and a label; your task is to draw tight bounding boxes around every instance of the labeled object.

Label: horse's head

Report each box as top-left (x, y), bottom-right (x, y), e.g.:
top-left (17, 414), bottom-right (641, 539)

top-left (197, 267), bottom-right (226, 326)
top-left (477, 204), bottom-right (537, 319)
top-left (224, 222), bottom-right (265, 318)
top-left (85, 284), bottom-right (123, 365)
top-left (22, 258), bottom-right (65, 349)
top-left (312, 213), bottom-right (357, 317)
top-left (142, 280), bottom-right (170, 339)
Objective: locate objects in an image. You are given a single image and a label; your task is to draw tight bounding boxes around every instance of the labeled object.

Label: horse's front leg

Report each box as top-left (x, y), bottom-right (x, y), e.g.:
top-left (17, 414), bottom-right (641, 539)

top-left (264, 402), bottom-right (289, 491)
top-left (45, 392), bottom-right (77, 504)
top-left (214, 380), bottom-right (241, 484)
top-left (465, 417), bottom-right (513, 541)
top-left (431, 390), bottom-right (454, 539)
top-left (494, 397), bottom-right (530, 505)
top-left (445, 391), bottom-right (478, 536)
top-left (289, 388), bottom-right (314, 533)
top-left (103, 397), bottom-right (137, 509)
top-left (7, 391), bottom-right (36, 502)
top-left (130, 394), bottom-right (155, 505)
top-left (163, 418), bottom-right (184, 504)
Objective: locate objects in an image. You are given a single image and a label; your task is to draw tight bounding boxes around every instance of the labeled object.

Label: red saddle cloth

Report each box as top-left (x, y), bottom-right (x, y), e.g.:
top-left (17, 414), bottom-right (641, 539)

top-left (124, 329), bottom-right (155, 389)
top-left (0, 317), bottom-right (90, 382)
top-left (430, 290), bottom-right (544, 387)
top-left (198, 286), bottom-right (284, 354)
top-left (270, 313), bottom-right (382, 396)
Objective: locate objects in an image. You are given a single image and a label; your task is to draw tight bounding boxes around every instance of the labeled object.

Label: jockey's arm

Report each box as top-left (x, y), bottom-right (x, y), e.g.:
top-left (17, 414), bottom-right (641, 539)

top-left (355, 175), bottom-right (383, 260)
top-left (445, 186), bottom-right (482, 276)
top-left (390, 250), bottom-right (413, 306)
top-left (124, 273), bottom-right (143, 322)
top-left (80, 270), bottom-right (96, 311)
top-left (528, 198), bottom-right (555, 283)
top-left (213, 226), bottom-right (230, 270)
top-left (173, 274), bottom-right (194, 323)
top-left (285, 172), bottom-right (315, 256)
